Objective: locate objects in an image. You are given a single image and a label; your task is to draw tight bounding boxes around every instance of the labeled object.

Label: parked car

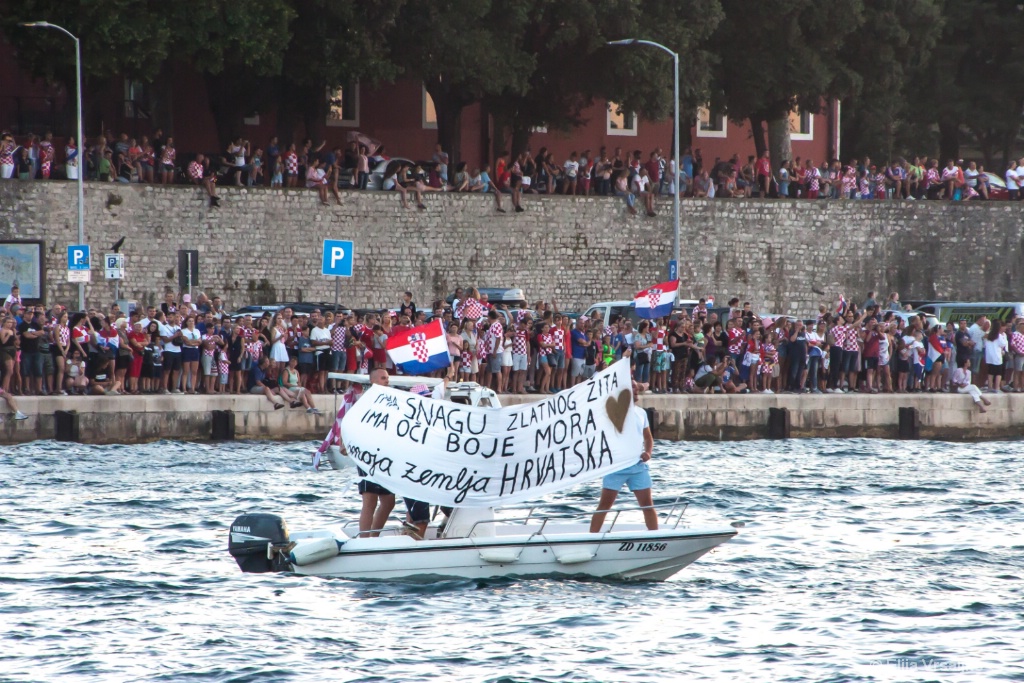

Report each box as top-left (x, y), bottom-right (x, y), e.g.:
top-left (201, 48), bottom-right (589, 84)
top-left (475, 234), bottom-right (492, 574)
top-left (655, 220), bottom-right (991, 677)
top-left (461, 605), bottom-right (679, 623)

top-left (230, 301), bottom-right (352, 320)
top-left (983, 172), bottom-right (1008, 200)
top-left (446, 288), bottom-right (528, 309)
top-left (366, 157), bottom-right (414, 191)
top-left (584, 299), bottom-right (699, 327)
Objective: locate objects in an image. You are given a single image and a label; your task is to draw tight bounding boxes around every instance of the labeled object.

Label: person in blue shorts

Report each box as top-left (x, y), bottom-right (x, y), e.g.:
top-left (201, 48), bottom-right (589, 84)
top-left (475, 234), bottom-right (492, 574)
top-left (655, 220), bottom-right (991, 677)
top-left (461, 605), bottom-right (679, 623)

top-left (590, 378), bottom-right (657, 532)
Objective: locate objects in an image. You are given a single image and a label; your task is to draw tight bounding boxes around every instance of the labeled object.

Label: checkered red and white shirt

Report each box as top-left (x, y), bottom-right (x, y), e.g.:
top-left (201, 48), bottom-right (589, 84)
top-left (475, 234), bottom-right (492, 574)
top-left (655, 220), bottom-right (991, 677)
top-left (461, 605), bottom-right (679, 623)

top-left (841, 325), bottom-right (860, 352)
top-left (513, 329), bottom-right (529, 355)
top-left (552, 327), bottom-right (565, 351)
top-left (488, 321), bottom-right (503, 353)
top-left (727, 328), bottom-right (745, 355)
top-left (161, 147), bottom-right (175, 165)
top-left (246, 339), bottom-right (262, 359)
top-left (538, 333), bottom-right (553, 357)
top-left (459, 298), bottom-right (484, 320)
top-left (188, 161), bottom-right (203, 180)
top-left (331, 325), bottom-right (346, 351)
top-left (285, 151), bottom-right (298, 174)
top-left (1010, 331), bottom-right (1024, 355)
top-left (691, 305), bottom-right (706, 322)
top-left (655, 328), bottom-right (667, 352)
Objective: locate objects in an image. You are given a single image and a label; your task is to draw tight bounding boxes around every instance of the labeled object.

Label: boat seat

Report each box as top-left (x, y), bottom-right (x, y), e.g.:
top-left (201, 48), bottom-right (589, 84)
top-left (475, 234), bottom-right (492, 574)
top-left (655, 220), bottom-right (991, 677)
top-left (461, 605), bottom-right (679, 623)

top-left (441, 507), bottom-right (495, 539)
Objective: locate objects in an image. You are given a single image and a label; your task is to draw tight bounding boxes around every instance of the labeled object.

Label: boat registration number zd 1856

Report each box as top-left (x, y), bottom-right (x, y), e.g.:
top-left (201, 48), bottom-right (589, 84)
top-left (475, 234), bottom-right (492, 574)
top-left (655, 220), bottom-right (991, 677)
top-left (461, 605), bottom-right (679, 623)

top-left (618, 542), bottom-right (667, 552)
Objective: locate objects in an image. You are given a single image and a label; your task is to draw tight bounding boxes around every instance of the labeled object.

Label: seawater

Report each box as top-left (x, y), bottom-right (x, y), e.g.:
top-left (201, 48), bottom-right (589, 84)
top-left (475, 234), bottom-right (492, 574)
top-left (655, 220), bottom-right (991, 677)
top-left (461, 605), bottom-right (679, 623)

top-left (1, 439), bottom-right (1022, 683)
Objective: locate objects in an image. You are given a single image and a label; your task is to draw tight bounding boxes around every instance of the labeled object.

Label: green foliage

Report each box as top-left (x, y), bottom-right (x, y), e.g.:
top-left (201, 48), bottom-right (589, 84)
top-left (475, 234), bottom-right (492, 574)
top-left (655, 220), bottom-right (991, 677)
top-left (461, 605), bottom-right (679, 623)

top-left (708, 0), bottom-right (865, 124)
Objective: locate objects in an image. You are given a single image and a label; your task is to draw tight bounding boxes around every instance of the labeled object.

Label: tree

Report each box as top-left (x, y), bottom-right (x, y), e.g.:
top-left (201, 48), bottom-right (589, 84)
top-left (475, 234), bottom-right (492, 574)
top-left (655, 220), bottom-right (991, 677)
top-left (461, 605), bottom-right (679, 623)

top-left (708, 0), bottom-right (865, 165)
top-left (837, 0), bottom-right (942, 164)
top-left (271, 0), bottom-right (401, 146)
top-left (386, 0), bottom-right (535, 165)
top-left (1, 0), bottom-right (294, 140)
top-left (479, 0), bottom-right (723, 163)
top-left (902, 0), bottom-right (1024, 165)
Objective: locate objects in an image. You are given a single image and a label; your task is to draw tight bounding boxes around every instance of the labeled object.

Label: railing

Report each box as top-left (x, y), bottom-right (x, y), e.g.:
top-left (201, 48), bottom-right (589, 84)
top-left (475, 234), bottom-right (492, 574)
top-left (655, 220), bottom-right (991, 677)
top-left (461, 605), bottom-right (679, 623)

top-left (466, 498), bottom-right (691, 538)
top-left (335, 498), bottom-right (691, 540)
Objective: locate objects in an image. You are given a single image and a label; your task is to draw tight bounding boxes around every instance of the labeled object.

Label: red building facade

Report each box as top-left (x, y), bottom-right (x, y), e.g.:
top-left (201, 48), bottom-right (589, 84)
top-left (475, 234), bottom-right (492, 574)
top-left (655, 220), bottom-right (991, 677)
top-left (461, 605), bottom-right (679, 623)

top-left (1, 34), bottom-right (833, 169)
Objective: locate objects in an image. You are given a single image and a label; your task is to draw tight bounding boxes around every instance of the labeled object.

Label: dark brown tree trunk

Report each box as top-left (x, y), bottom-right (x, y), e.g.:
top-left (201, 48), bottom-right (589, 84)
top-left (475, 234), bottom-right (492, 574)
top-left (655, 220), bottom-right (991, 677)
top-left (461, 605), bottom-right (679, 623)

top-left (300, 83), bottom-right (328, 146)
top-left (204, 72), bottom-right (247, 152)
top-left (510, 123), bottom-right (531, 163)
top-left (938, 119), bottom-right (960, 164)
top-left (749, 117), bottom-right (767, 157)
top-left (767, 116), bottom-right (792, 167)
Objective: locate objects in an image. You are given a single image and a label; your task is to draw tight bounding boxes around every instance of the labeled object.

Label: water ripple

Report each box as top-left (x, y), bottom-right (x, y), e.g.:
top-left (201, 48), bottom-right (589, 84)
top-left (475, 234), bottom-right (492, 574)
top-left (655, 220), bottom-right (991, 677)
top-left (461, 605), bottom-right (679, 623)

top-left (1, 438), bottom-right (1022, 682)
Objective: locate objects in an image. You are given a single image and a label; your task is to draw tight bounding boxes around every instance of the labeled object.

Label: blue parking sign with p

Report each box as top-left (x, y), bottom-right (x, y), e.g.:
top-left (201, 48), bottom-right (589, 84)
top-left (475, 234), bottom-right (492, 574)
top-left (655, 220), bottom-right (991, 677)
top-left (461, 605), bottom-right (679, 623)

top-left (68, 244), bottom-right (90, 270)
top-left (321, 239), bottom-right (353, 277)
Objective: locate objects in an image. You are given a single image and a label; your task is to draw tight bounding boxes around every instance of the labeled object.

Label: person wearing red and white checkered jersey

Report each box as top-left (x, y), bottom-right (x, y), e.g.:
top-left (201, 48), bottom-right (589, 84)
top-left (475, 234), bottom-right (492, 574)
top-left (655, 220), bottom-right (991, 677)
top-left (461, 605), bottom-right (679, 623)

top-left (481, 309), bottom-right (504, 391)
top-left (188, 153), bottom-right (220, 204)
top-left (458, 288), bottom-right (484, 321)
top-left (511, 318), bottom-right (531, 393)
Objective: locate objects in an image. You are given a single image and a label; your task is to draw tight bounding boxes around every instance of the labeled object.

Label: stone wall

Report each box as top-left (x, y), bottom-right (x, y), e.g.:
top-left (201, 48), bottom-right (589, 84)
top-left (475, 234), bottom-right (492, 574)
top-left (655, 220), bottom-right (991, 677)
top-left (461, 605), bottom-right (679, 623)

top-left (1, 181), bottom-right (1023, 314)
top-left (3, 392), bottom-right (1021, 445)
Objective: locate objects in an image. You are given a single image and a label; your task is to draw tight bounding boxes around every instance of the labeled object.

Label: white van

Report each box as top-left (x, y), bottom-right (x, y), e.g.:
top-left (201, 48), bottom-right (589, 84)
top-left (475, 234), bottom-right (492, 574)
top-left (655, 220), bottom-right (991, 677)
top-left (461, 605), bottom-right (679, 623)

top-left (583, 299), bottom-right (700, 327)
top-left (912, 302), bottom-right (1024, 324)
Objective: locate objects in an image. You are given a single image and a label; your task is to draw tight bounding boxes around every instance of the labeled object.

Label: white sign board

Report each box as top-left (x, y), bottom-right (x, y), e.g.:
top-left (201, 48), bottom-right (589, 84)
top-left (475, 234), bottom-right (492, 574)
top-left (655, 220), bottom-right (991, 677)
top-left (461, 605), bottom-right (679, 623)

top-left (105, 253), bottom-right (125, 280)
top-left (340, 359), bottom-right (639, 507)
top-left (67, 269), bottom-right (91, 283)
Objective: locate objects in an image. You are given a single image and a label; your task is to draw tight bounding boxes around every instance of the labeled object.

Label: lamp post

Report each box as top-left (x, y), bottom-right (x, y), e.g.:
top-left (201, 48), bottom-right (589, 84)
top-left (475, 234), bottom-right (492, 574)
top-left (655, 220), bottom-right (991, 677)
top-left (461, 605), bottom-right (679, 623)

top-left (22, 21), bottom-right (86, 311)
top-left (607, 39), bottom-right (680, 281)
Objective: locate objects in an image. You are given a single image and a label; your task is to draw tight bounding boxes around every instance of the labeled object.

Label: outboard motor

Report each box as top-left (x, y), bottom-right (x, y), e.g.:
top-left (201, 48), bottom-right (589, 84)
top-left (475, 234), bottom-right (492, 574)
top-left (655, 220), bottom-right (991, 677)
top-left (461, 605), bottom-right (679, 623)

top-left (228, 513), bottom-right (290, 573)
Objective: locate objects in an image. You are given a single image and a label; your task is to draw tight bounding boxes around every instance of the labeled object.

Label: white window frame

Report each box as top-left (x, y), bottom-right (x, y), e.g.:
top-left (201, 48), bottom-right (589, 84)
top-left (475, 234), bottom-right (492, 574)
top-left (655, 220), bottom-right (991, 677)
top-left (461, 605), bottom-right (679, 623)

top-left (530, 125), bottom-right (548, 134)
top-left (422, 85), bottom-right (438, 130)
top-left (789, 109), bottom-right (814, 141)
top-left (123, 78), bottom-right (147, 119)
top-left (606, 102), bottom-right (637, 136)
top-left (695, 106), bottom-right (727, 138)
top-left (326, 82), bottom-right (360, 128)
top-left (243, 113), bottom-right (260, 126)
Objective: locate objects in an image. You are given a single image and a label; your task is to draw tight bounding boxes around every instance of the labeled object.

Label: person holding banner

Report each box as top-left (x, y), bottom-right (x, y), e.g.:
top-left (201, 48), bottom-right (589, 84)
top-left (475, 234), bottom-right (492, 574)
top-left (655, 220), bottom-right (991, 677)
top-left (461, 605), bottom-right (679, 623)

top-left (355, 368), bottom-right (397, 536)
top-left (589, 376), bottom-right (657, 533)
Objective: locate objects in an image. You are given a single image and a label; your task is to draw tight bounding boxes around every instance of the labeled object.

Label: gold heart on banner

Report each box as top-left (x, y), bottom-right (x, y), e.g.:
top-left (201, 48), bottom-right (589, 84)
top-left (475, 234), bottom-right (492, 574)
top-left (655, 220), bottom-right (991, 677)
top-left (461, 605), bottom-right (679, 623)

top-left (605, 390), bottom-right (631, 433)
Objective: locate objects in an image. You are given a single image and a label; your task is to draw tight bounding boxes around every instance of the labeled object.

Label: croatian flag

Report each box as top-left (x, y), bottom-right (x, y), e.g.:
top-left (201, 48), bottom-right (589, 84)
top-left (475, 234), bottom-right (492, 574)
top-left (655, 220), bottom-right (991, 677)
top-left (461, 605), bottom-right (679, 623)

top-left (386, 319), bottom-right (451, 374)
top-left (634, 280), bottom-right (679, 319)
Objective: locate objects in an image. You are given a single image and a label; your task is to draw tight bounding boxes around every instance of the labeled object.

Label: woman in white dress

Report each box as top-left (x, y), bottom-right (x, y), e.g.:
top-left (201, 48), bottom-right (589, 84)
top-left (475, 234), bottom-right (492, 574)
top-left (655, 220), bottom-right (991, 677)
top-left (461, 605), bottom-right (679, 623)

top-left (269, 313), bottom-right (289, 369)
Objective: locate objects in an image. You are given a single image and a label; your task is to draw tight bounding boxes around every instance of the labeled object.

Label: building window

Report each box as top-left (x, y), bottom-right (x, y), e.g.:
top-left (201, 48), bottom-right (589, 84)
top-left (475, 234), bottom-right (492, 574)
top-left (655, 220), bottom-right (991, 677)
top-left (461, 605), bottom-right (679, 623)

top-left (123, 78), bottom-right (148, 119)
top-left (607, 102), bottom-right (637, 136)
top-left (423, 85), bottom-right (437, 130)
top-left (326, 82), bottom-right (359, 127)
top-left (696, 106), bottom-right (726, 138)
top-left (530, 125), bottom-right (548, 134)
top-left (243, 113), bottom-right (260, 126)
top-left (789, 108), bottom-right (813, 141)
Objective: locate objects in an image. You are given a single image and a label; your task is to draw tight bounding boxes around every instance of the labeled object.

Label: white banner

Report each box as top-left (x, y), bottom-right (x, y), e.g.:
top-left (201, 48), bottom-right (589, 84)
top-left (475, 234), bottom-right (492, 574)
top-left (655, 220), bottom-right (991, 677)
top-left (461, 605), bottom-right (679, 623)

top-left (340, 359), bottom-right (639, 507)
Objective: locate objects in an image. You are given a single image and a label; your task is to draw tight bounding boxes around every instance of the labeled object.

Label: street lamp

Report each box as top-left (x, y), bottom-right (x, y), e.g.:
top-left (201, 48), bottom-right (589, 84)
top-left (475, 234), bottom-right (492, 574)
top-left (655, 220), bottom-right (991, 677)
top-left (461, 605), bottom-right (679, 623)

top-left (607, 38), bottom-right (680, 282)
top-left (22, 21), bottom-right (86, 311)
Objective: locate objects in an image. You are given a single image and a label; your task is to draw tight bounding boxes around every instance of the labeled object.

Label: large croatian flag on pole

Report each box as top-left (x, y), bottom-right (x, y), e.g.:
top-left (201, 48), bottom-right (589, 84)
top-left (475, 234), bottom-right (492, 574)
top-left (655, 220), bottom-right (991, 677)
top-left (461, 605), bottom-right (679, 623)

top-left (386, 319), bottom-right (451, 374)
top-left (634, 280), bottom-right (679, 319)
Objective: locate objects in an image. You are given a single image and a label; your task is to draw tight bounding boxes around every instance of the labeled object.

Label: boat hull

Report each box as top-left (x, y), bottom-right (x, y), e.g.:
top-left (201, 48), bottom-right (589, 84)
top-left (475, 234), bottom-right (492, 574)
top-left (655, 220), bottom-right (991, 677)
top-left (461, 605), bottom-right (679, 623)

top-left (286, 527), bottom-right (736, 582)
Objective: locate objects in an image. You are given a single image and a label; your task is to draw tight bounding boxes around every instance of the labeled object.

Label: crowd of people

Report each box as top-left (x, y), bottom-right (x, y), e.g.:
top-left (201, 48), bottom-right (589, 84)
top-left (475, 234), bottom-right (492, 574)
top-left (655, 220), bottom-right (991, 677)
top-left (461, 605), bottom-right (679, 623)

top-left (3, 128), bottom-right (1022, 213)
top-left (2, 283), bottom-right (1021, 417)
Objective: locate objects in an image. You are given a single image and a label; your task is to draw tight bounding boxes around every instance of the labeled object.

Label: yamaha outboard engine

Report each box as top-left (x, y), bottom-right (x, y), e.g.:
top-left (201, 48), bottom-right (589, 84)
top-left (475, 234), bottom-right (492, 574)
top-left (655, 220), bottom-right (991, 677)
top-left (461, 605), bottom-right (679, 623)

top-left (228, 513), bottom-right (290, 573)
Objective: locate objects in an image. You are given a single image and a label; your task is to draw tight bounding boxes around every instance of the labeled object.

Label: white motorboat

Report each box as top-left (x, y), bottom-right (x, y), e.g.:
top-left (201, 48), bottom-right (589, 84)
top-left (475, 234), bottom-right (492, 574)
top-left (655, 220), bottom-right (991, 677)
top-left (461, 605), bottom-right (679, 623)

top-left (228, 502), bottom-right (738, 581)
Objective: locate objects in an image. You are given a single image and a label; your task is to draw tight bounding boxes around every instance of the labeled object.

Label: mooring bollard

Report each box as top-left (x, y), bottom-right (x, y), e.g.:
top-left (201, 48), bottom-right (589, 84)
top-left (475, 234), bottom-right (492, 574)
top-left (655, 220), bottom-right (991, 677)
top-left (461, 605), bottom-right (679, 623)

top-left (768, 407), bottom-right (791, 439)
top-left (211, 410), bottom-right (236, 441)
top-left (55, 410), bottom-right (80, 442)
top-left (898, 406), bottom-right (919, 440)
